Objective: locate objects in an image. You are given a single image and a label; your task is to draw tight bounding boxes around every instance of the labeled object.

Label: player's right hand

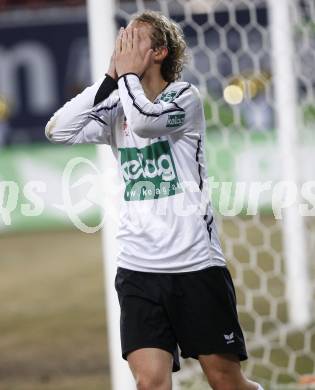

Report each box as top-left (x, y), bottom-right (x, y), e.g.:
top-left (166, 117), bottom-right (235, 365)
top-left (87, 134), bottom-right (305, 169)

top-left (115, 27), bottom-right (153, 78)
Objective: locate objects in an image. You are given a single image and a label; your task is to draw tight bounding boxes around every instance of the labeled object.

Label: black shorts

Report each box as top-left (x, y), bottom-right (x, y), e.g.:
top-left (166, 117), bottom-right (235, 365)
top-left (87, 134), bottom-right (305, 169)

top-left (115, 265), bottom-right (248, 372)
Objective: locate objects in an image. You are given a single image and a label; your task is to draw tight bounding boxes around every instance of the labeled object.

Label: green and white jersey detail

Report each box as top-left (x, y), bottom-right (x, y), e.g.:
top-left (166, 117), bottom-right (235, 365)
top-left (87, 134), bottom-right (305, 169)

top-left (119, 140), bottom-right (182, 201)
top-left (46, 73), bottom-right (226, 272)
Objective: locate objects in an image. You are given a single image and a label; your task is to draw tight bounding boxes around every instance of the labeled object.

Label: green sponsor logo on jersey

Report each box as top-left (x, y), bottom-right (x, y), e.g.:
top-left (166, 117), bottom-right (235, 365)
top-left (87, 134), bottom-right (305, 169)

top-left (160, 90), bottom-right (177, 102)
top-left (166, 113), bottom-right (185, 128)
top-left (119, 140), bottom-right (182, 201)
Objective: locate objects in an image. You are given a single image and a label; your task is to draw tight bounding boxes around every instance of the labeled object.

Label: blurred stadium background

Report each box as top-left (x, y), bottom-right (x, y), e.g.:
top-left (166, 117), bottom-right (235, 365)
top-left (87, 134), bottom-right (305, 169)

top-left (0, 0), bottom-right (315, 389)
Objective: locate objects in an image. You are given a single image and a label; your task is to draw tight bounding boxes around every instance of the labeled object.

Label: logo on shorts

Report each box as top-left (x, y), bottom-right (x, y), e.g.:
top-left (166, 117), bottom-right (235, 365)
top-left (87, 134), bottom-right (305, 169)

top-left (119, 140), bottom-right (182, 201)
top-left (224, 332), bottom-right (235, 344)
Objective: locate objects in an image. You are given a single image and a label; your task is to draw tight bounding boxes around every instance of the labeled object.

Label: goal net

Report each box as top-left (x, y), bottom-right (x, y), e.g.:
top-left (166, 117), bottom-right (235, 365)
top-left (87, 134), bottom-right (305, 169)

top-left (112, 0), bottom-right (315, 388)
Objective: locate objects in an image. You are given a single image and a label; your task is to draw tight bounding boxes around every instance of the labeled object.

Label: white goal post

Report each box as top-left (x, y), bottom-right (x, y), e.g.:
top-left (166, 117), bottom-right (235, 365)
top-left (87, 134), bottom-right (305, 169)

top-left (268, 0), bottom-right (311, 328)
top-left (87, 1), bottom-right (135, 389)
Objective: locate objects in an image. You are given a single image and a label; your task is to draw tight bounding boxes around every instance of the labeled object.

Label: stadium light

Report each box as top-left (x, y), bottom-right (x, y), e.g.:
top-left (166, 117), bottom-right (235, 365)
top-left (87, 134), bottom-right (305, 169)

top-left (223, 85), bottom-right (244, 105)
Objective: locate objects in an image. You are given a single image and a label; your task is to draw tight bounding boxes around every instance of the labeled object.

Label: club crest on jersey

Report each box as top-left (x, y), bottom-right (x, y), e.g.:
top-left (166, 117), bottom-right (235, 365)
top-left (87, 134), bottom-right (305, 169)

top-left (119, 140), bottom-right (182, 201)
top-left (160, 90), bottom-right (177, 102)
top-left (166, 113), bottom-right (185, 128)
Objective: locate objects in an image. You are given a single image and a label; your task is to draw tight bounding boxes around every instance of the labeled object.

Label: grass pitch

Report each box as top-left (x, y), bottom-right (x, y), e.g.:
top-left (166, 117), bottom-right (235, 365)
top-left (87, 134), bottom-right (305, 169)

top-left (0, 230), bottom-right (110, 390)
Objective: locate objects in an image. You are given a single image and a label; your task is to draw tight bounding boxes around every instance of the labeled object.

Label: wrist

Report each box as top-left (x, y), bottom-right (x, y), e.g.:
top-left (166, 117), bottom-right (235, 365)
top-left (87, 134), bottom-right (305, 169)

top-left (117, 66), bottom-right (141, 78)
top-left (117, 72), bottom-right (141, 82)
top-left (106, 70), bottom-right (117, 81)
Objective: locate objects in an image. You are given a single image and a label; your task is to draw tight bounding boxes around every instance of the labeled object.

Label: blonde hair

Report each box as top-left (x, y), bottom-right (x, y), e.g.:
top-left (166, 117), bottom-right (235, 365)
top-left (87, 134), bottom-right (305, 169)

top-left (131, 11), bottom-right (187, 82)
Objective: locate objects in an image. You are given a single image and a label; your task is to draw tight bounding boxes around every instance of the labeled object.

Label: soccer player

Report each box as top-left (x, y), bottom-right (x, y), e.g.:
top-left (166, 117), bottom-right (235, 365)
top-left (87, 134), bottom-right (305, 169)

top-left (46, 11), bottom-right (264, 390)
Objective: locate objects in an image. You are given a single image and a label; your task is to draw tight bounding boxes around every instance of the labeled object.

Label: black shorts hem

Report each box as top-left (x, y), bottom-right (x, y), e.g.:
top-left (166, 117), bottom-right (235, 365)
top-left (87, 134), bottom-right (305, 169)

top-left (122, 344), bottom-right (180, 372)
top-left (181, 347), bottom-right (248, 362)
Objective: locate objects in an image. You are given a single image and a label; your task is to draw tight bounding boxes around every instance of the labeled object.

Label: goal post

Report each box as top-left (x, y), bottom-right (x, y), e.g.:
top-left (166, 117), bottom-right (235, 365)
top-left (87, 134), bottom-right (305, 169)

top-left (269, 0), bottom-right (311, 327)
top-left (86, 1), bottom-right (135, 389)
top-left (268, 0), bottom-right (311, 328)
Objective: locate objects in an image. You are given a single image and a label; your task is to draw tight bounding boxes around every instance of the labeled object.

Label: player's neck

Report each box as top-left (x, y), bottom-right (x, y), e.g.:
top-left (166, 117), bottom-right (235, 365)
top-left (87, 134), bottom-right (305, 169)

top-left (141, 68), bottom-right (168, 102)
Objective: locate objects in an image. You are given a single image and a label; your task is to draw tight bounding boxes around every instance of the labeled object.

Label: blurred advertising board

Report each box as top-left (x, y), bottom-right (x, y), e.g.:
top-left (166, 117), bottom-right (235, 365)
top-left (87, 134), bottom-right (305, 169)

top-left (2, 133), bottom-right (314, 233)
top-left (0, 7), bottom-right (90, 145)
top-left (0, 144), bottom-right (100, 233)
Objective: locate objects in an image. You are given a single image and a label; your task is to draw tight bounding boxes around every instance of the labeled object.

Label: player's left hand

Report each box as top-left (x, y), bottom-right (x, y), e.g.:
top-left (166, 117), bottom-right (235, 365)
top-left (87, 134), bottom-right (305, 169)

top-left (115, 27), bottom-right (154, 78)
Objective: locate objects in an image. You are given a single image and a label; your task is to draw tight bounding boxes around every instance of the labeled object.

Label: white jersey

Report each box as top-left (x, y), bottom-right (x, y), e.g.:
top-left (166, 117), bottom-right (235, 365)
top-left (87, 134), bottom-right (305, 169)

top-left (46, 73), bottom-right (226, 272)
